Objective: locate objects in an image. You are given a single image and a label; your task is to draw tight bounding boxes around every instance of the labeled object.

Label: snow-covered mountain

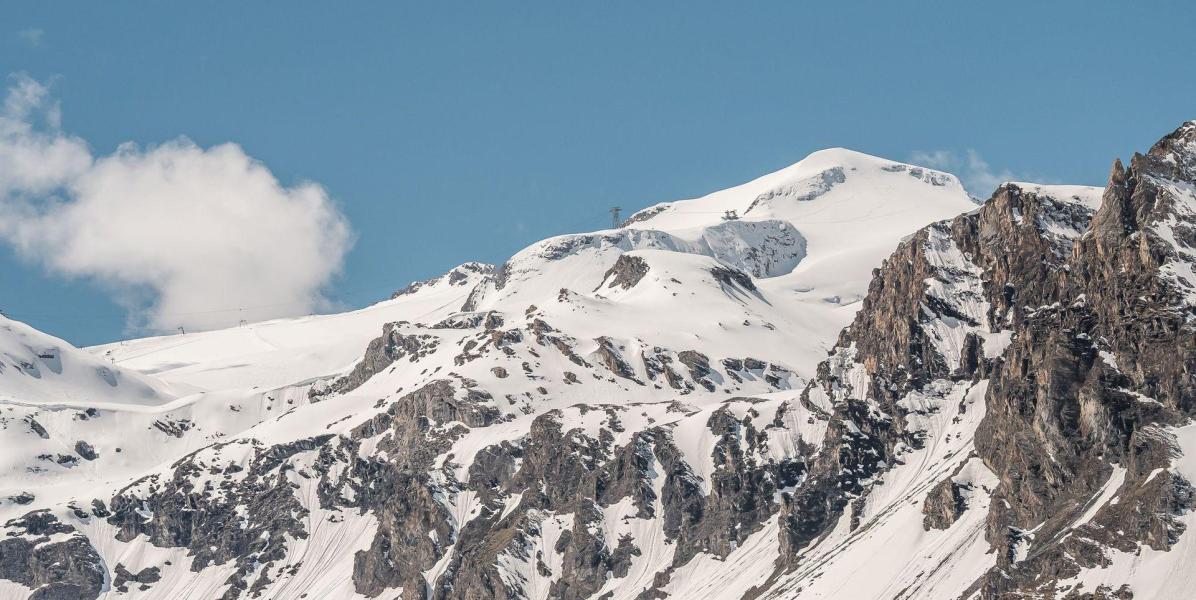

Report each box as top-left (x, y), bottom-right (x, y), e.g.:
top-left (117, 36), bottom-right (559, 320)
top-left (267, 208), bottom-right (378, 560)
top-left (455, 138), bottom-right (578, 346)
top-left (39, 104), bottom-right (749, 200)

top-left (0, 126), bottom-right (1193, 600)
top-left (0, 317), bottom-right (181, 409)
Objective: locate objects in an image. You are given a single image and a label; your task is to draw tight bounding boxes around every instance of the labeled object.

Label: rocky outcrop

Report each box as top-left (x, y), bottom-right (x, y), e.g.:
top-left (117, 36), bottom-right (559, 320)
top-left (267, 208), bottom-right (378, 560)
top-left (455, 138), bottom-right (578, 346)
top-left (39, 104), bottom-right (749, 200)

top-left (677, 350), bottom-right (716, 392)
top-left (922, 470), bottom-right (972, 530)
top-left (31, 373), bottom-right (811, 600)
top-left (622, 204), bottom-right (669, 226)
top-left (882, 162), bottom-right (956, 187)
top-left (528, 318), bottom-right (590, 369)
top-left (8, 492), bottom-right (35, 505)
top-left (709, 265), bottom-right (757, 294)
top-left (113, 564), bottom-right (161, 593)
top-left (0, 511), bottom-right (105, 600)
top-left (746, 166), bottom-right (846, 213)
top-left (963, 125), bottom-right (1196, 598)
top-left (597, 254), bottom-right (650, 291)
top-left (25, 417), bottom-right (48, 439)
top-left (591, 337), bottom-right (642, 384)
top-left (105, 436), bottom-right (330, 599)
top-left (641, 348), bottom-right (690, 391)
top-left (313, 323), bottom-right (440, 397)
top-left (73, 441), bottom-right (97, 461)
top-left (392, 262), bottom-right (495, 298)
top-left (421, 398), bottom-right (810, 600)
top-left (767, 122), bottom-right (1196, 598)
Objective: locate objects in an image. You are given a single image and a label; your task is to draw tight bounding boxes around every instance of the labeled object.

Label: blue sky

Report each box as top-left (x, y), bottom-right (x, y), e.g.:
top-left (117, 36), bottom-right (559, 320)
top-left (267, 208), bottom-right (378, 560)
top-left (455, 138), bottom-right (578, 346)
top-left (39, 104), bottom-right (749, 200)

top-left (2, 2), bottom-right (1194, 346)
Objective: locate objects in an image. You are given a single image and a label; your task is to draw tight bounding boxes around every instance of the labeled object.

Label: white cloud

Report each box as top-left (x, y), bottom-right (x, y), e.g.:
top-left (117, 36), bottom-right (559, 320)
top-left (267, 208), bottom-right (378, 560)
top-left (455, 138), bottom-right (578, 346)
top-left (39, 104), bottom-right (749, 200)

top-left (0, 74), bottom-right (353, 333)
top-left (16, 28), bottom-right (45, 47)
top-left (909, 148), bottom-right (1017, 200)
top-left (0, 75), bottom-right (89, 196)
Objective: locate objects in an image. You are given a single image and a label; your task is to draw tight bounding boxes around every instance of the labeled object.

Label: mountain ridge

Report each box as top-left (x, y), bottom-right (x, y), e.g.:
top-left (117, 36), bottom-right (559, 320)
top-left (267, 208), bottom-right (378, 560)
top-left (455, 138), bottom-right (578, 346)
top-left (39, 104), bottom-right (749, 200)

top-left (1, 129), bottom-right (1190, 599)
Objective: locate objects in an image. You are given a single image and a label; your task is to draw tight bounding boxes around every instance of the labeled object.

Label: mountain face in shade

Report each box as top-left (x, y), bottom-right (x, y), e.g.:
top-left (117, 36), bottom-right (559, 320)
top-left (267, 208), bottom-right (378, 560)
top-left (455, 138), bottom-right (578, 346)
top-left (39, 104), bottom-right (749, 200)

top-left (0, 124), bottom-right (1193, 600)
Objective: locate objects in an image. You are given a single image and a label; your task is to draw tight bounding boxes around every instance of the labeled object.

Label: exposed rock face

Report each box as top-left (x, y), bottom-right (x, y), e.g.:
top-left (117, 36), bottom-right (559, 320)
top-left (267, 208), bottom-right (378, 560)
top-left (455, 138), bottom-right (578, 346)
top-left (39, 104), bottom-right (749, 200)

top-left (25, 418), bottom-right (48, 439)
top-left (1, 374), bottom-right (816, 599)
top-left (8, 492), bottom-right (35, 505)
top-left (418, 396), bottom-right (809, 600)
top-left (393, 262), bottom-right (495, 298)
top-left (597, 254), bottom-right (650, 290)
top-left (882, 162), bottom-right (957, 187)
top-left (511, 220), bottom-right (806, 284)
top-left (772, 123), bottom-right (1196, 598)
top-left (963, 127), bottom-right (1196, 598)
top-left (697, 220), bottom-right (807, 278)
top-left (105, 435), bottom-right (332, 599)
top-left (922, 467), bottom-right (973, 530)
top-left (73, 441), bottom-right (98, 461)
top-left (345, 380), bottom-right (502, 597)
top-left (113, 564), bottom-right (161, 593)
top-left (313, 323), bottom-right (440, 397)
top-left (0, 511), bottom-right (105, 600)
top-left (591, 337), bottom-right (642, 383)
top-left (677, 350), bottom-right (716, 392)
top-left (622, 204), bottom-right (669, 226)
top-left (709, 265), bottom-right (757, 294)
top-left (746, 166), bottom-right (846, 213)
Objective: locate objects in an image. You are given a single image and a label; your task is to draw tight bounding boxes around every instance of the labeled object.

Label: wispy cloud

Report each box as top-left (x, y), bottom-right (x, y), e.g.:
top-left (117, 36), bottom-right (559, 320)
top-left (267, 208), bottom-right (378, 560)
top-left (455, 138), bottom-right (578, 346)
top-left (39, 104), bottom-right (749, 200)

top-left (16, 28), bottom-right (45, 47)
top-left (909, 149), bottom-right (1019, 200)
top-left (0, 74), bottom-right (354, 333)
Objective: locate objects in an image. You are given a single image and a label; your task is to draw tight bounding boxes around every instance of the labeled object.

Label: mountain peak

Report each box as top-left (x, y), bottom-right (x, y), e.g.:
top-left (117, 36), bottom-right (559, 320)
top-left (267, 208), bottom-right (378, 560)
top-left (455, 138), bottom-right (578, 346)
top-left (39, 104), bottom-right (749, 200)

top-left (623, 147), bottom-right (970, 236)
top-left (1146, 120), bottom-right (1196, 181)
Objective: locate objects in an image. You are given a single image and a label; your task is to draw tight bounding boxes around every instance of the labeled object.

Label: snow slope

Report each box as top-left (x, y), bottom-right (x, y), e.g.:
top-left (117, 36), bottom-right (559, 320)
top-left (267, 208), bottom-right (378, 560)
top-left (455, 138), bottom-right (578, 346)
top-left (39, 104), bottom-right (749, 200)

top-left (0, 315), bottom-right (180, 408)
top-left (0, 147), bottom-right (982, 600)
top-left (90, 263), bottom-right (494, 392)
top-left (91, 147), bottom-right (973, 396)
top-left (465, 148), bottom-right (975, 383)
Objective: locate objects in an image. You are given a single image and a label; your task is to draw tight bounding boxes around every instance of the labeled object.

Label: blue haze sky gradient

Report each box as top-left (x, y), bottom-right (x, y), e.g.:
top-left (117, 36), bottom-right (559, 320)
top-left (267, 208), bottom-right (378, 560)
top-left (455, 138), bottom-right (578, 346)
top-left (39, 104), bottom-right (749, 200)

top-left (2, 2), bottom-right (1195, 345)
